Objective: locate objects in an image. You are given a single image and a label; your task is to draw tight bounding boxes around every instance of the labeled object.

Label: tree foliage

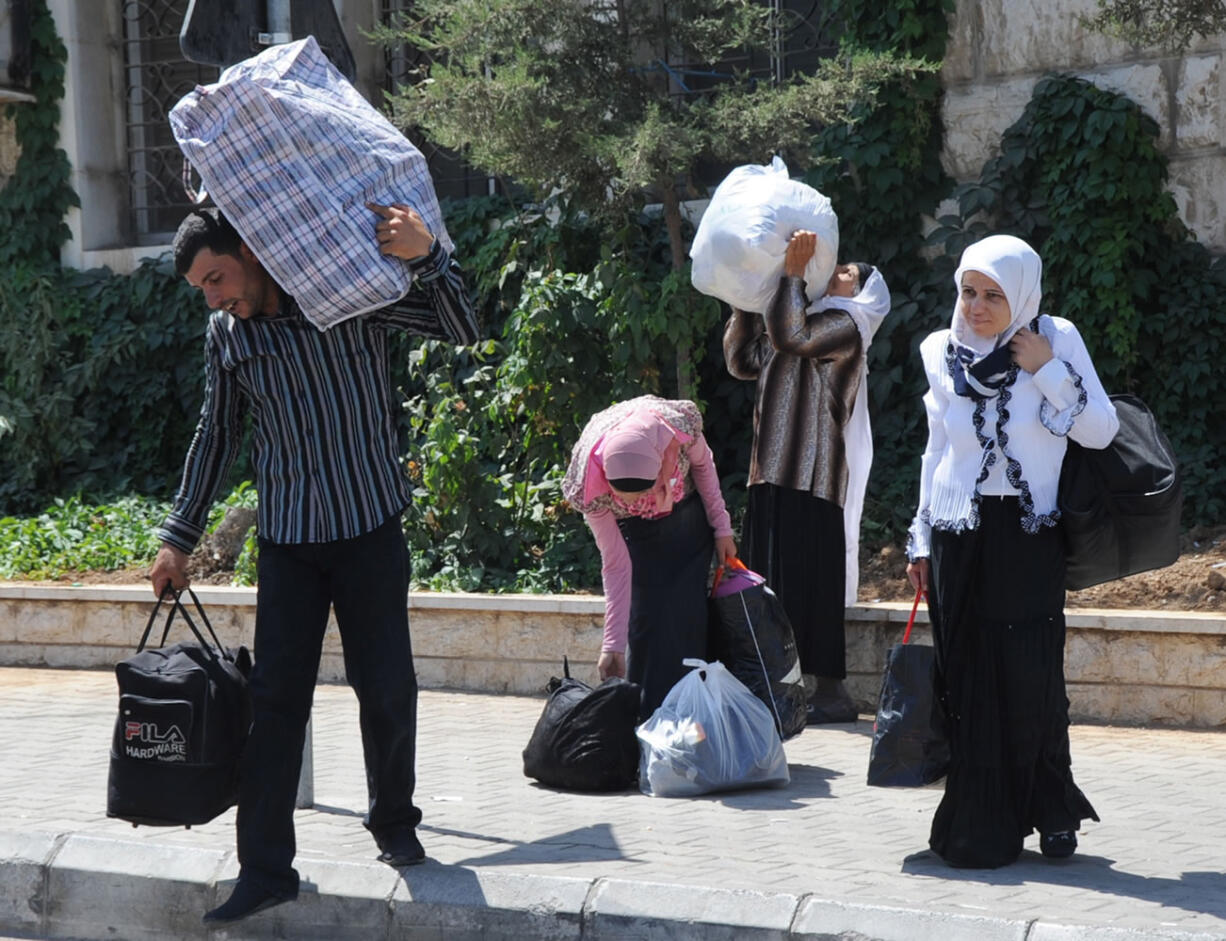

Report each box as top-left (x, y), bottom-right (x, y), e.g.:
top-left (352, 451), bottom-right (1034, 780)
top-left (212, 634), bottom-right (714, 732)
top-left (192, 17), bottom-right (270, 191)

top-left (389, 0), bottom-right (957, 586)
top-left (378, 0), bottom-right (914, 213)
top-left (1085, 0), bottom-right (1226, 49)
top-left (3, 2), bottom-right (1223, 594)
top-left (376, 0), bottom-right (928, 394)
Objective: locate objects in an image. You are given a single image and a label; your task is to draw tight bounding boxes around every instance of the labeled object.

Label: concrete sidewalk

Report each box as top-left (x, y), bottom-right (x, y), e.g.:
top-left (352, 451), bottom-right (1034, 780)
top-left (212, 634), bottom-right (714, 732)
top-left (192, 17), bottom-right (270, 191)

top-left (1, 665), bottom-right (1225, 941)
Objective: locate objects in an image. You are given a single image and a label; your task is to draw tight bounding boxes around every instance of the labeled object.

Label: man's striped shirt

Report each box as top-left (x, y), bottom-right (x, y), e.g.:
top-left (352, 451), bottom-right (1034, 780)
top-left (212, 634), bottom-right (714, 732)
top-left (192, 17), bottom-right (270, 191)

top-left (156, 239), bottom-right (478, 552)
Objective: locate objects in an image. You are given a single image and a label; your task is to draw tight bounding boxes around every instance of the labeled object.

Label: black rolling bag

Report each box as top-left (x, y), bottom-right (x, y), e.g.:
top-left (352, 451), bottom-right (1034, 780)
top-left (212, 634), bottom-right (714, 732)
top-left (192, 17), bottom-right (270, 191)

top-left (106, 586), bottom-right (252, 827)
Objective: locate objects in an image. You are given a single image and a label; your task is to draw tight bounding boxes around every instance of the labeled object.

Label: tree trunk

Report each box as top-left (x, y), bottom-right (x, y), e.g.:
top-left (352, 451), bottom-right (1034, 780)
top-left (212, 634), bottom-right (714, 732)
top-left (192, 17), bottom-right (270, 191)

top-left (660, 183), bottom-right (693, 399)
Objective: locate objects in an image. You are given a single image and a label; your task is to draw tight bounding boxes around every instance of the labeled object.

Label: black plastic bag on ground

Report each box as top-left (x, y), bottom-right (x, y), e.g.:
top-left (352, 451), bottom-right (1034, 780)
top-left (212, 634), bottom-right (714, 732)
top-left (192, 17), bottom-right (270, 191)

top-left (867, 590), bottom-right (949, 787)
top-left (522, 658), bottom-right (640, 791)
top-left (707, 560), bottom-right (807, 740)
top-left (1059, 393), bottom-right (1182, 591)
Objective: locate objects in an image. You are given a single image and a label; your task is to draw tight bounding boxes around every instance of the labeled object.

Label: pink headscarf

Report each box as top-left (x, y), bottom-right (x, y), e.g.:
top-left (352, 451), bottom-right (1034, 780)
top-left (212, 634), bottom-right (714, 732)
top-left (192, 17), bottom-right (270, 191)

top-left (583, 410), bottom-right (689, 515)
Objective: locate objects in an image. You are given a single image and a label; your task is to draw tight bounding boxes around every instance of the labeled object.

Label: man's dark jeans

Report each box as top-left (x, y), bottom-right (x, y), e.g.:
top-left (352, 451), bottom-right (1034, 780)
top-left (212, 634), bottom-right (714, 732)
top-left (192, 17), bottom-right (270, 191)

top-left (238, 514), bottom-right (421, 896)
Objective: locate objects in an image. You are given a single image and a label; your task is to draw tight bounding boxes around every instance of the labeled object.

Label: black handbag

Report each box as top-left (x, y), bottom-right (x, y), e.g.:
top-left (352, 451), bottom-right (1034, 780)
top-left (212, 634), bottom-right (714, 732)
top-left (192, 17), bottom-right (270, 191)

top-left (1059, 393), bottom-right (1182, 591)
top-left (866, 589), bottom-right (950, 787)
top-left (522, 658), bottom-right (641, 791)
top-left (106, 586), bottom-right (252, 827)
top-left (707, 558), bottom-right (807, 740)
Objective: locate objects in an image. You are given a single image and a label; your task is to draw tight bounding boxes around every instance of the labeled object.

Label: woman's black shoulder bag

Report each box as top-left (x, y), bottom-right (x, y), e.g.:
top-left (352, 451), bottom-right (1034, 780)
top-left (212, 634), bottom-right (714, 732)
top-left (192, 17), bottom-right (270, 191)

top-left (1058, 393), bottom-right (1182, 591)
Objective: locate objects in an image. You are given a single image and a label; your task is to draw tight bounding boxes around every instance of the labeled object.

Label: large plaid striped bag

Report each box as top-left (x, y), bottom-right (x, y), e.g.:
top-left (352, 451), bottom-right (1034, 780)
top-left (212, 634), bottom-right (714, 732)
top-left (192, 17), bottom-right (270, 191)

top-left (169, 35), bottom-right (452, 331)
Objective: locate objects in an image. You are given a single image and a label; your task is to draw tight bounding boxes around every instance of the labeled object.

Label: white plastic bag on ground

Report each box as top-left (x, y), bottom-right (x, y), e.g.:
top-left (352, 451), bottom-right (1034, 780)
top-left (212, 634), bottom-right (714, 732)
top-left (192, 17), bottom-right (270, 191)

top-left (689, 156), bottom-right (838, 314)
top-left (170, 36), bottom-right (452, 331)
top-left (636, 659), bottom-right (790, 797)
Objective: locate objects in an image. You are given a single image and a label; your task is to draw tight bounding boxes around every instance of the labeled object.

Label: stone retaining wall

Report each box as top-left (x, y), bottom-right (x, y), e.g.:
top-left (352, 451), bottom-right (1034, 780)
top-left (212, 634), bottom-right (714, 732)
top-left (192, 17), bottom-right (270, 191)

top-left (1, 584), bottom-right (1223, 727)
top-left (943, 0), bottom-right (1226, 251)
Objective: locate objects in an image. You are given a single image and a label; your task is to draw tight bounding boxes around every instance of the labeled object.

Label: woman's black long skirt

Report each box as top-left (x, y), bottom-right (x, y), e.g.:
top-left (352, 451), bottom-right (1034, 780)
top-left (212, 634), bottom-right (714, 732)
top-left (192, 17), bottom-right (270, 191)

top-left (619, 491), bottom-right (714, 719)
top-left (741, 482), bottom-right (847, 678)
top-left (928, 496), bottom-right (1098, 868)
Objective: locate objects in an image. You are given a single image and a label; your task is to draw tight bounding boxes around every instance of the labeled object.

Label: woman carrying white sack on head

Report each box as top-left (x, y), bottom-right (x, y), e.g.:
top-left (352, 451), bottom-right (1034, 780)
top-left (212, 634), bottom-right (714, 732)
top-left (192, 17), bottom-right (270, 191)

top-left (905, 234), bottom-right (1118, 868)
top-left (724, 231), bottom-right (891, 725)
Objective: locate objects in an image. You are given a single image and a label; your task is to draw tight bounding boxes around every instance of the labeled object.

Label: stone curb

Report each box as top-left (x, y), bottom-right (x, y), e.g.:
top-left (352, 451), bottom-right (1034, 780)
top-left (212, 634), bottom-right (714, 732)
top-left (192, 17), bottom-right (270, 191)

top-left (3, 828), bottom-right (1223, 941)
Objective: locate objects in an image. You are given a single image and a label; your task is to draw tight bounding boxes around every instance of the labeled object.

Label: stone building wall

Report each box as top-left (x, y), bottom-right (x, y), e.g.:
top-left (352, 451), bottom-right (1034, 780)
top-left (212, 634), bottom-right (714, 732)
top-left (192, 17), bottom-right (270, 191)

top-left (941, 0), bottom-right (1226, 251)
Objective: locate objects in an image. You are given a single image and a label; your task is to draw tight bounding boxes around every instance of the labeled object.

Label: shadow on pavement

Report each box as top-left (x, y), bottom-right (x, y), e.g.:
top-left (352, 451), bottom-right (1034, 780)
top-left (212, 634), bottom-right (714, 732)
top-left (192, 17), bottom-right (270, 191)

top-left (710, 762), bottom-right (841, 809)
top-left (421, 822), bottom-right (634, 867)
top-left (902, 849), bottom-right (1226, 921)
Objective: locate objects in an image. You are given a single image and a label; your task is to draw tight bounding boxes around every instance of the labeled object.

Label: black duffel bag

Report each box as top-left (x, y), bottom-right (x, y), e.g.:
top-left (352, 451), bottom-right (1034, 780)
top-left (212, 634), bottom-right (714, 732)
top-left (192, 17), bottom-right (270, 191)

top-left (1059, 393), bottom-right (1182, 591)
top-left (523, 658), bottom-right (640, 791)
top-left (107, 586), bottom-right (252, 827)
top-left (707, 558), bottom-right (807, 741)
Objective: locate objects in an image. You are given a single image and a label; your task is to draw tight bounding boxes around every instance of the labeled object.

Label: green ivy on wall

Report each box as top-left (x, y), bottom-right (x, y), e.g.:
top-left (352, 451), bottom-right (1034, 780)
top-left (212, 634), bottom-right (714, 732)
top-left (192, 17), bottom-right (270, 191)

top-left (0, 0), bottom-right (76, 267)
top-left (796, 0), bottom-right (958, 542)
top-left (0, 1), bottom-right (219, 516)
top-left (932, 74), bottom-right (1226, 524)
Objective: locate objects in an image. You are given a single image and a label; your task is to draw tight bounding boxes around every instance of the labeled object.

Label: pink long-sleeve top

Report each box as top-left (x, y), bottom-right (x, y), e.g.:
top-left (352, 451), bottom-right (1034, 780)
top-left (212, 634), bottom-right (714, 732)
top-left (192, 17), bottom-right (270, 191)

top-left (560, 396), bottom-right (734, 653)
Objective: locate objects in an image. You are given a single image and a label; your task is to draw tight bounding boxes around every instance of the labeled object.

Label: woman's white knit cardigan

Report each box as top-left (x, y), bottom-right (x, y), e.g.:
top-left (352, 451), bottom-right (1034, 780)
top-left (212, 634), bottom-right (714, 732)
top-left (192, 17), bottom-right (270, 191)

top-left (907, 314), bottom-right (1119, 561)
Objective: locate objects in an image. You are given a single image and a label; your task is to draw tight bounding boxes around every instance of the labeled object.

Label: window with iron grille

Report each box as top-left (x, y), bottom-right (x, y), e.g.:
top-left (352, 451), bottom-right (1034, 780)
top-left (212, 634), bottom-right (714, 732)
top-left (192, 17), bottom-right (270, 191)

top-left (121, 0), bottom-right (217, 244)
top-left (379, 0), bottom-right (838, 200)
top-left (380, 0), bottom-right (501, 201)
top-left (664, 0), bottom-right (838, 96)
top-left (665, 0), bottom-right (840, 190)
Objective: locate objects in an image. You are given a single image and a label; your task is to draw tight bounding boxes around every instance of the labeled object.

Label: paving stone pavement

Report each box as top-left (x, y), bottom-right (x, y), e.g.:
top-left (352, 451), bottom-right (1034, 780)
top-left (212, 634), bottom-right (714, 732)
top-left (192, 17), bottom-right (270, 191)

top-left (2, 665), bottom-right (1225, 940)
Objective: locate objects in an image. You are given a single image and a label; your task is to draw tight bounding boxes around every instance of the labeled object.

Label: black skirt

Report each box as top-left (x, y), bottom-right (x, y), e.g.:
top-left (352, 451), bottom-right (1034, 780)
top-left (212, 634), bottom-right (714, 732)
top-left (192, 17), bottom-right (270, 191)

top-left (928, 496), bottom-right (1099, 868)
top-left (619, 491), bottom-right (714, 719)
top-left (741, 483), bottom-right (846, 677)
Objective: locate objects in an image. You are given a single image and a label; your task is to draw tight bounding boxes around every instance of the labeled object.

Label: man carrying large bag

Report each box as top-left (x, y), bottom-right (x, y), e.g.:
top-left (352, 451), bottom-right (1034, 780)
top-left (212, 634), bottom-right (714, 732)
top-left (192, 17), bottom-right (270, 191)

top-left (150, 40), bottom-right (479, 927)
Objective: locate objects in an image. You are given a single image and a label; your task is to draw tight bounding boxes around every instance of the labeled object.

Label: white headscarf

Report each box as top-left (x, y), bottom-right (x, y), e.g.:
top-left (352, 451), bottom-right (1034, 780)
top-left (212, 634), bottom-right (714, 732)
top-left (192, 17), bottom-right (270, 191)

top-left (809, 266), bottom-right (891, 605)
top-left (951, 234), bottom-right (1042, 354)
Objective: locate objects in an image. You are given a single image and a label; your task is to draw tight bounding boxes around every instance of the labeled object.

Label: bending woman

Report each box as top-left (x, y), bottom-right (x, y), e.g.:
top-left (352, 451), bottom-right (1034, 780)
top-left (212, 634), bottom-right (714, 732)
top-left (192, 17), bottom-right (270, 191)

top-left (906, 234), bottom-right (1118, 868)
top-left (562, 395), bottom-right (736, 718)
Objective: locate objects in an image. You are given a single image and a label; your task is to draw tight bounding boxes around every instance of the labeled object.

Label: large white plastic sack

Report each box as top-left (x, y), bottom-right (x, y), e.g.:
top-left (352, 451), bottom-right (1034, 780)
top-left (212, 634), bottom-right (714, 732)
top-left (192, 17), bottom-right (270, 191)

top-left (636, 659), bottom-right (789, 798)
top-left (170, 36), bottom-right (451, 331)
top-left (689, 156), bottom-right (838, 314)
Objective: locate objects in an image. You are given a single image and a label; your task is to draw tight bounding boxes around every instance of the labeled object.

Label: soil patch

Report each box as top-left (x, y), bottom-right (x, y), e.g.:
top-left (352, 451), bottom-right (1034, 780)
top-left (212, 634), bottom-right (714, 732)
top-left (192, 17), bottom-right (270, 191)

top-left (856, 524), bottom-right (1226, 612)
top-left (11, 526), bottom-right (1226, 613)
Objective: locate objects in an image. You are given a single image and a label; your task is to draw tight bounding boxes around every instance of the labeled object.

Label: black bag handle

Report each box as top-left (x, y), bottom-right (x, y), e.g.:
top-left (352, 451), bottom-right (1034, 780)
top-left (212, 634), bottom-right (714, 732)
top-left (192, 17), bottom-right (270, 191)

top-left (137, 584), bottom-right (232, 663)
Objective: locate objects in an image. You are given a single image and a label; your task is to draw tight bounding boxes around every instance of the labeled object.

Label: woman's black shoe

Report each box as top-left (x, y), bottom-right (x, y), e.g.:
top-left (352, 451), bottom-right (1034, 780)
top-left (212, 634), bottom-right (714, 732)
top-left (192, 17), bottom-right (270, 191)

top-left (203, 878), bottom-right (297, 924)
top-left (1040, 830), bottom-right (1078, 859)
top-left (806, 677), bottom-right (858, 724)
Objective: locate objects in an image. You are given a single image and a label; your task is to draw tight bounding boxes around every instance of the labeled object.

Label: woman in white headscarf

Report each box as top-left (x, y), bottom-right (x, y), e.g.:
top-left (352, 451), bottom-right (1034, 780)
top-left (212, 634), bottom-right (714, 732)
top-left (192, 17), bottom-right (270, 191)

top-left (724, 232), bottom-right (891, 724)
top-left (905, 234), bottom-right (1118, 868)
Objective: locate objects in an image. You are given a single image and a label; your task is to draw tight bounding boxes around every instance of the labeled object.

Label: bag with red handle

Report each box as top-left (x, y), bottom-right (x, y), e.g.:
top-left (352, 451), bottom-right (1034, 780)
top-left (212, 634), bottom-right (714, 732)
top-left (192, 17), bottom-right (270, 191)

top-left (707, 557), bottom-right (807, 740)
top-left (866, 588), bottom-right (950, 787)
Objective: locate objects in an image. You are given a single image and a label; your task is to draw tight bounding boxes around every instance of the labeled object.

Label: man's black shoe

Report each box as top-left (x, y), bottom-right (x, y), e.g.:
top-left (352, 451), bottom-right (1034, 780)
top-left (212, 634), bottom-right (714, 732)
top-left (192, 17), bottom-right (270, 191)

top-left (203, 878), bottom-right (297, 925)
top-left (1040, 830), bottom-right (1078, 859)
top-left (377, 828), bottom-right (426, 868)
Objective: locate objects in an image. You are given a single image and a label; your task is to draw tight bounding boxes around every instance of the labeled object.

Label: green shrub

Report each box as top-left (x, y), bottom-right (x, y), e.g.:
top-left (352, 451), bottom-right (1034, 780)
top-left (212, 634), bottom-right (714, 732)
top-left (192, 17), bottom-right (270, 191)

top-left (0, 485), bottom-right (256, 581)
